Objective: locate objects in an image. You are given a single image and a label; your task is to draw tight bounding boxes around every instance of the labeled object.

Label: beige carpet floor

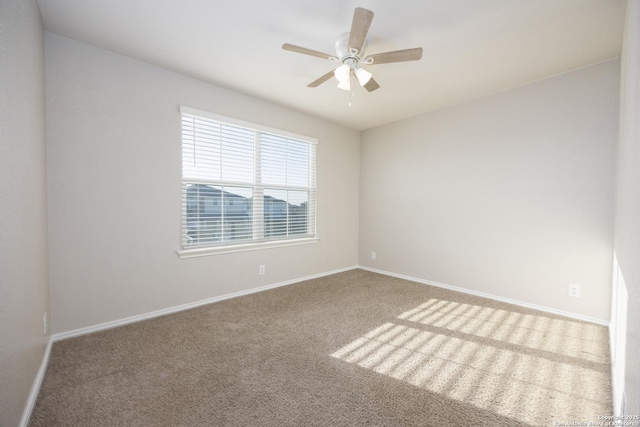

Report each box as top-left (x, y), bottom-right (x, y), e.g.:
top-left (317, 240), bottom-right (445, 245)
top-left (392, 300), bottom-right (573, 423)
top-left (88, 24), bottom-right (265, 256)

top-left (30, 269), bottom-right (612, 426)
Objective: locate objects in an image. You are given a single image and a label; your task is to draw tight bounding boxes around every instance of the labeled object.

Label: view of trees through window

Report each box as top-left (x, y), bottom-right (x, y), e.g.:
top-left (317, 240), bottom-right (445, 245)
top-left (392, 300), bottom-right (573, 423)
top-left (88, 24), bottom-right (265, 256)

top-left (181, 108), bottom-right (316, 249)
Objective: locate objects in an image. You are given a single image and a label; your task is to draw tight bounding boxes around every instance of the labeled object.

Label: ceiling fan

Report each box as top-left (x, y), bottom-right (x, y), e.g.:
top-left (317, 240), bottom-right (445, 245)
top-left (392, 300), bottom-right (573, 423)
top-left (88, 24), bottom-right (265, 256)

top-left (282, 7), bottom-right (423, 92)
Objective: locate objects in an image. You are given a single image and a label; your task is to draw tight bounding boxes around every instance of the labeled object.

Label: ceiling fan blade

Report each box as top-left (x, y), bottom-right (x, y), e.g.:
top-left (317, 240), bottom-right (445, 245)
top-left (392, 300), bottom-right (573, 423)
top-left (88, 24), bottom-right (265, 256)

top-left (348, 7), bottom-right (374, 54)
top-left (363, 77), bottom-right (380, 92)
top-left (307, 70), bottom-right (335, 87)
top-left (365, 48), bottom-right (423, 65)
top-left (282, 43), bottom-right (337, 61)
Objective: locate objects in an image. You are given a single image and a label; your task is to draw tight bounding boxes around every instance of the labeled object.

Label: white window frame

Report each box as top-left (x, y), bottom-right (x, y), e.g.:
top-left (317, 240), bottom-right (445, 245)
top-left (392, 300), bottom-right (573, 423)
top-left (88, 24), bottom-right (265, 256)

top-left (178, 106), bottom-right (318, 258)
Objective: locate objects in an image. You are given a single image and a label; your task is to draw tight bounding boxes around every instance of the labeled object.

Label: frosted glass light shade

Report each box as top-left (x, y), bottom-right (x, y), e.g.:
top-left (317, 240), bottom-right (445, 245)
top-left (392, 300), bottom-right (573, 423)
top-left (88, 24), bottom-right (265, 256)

top-left (334, 64), bottom-right (351, 82)
top-left (355, 67), bottom-right (372, 86)
top-left (337, 79), bottom-right (351, 91)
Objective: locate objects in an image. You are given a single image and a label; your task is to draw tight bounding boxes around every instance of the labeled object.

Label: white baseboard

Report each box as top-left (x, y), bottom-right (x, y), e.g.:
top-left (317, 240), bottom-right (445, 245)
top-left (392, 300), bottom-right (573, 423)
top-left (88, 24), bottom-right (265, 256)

top-left (358, 265), bottom-right (609, 327)
top-left (20, 337), bottom-right (52, 427)
top-left (25, 264), bottom-right (608, 425)
top-left (53, 264), bottom-right (608, 342)
top-left (52, 265), bottom-right (359, 342)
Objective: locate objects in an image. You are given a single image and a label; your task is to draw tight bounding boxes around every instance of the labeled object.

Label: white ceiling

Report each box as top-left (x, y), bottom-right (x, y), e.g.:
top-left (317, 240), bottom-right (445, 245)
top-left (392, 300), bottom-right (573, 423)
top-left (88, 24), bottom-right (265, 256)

top-left (37, 0), bottom-right (626, 130)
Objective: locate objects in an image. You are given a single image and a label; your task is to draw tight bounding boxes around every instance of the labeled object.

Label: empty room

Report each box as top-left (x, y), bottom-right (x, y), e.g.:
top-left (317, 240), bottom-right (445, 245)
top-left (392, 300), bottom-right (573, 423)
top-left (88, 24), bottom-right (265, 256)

top-left (1, 0), bottom-right (639, 426)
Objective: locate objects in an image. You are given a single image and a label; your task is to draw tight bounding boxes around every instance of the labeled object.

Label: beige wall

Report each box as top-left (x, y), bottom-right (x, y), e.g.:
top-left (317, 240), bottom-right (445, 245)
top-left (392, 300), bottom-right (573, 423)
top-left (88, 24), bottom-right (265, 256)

top-left (0, 0), bottom-right (50, 425)
top-left (359, 60), bottom-right (619, 321)
top-left (616, 0), bottom-right (640, 416)
top-left (45, 32), bottom-right (360, 334)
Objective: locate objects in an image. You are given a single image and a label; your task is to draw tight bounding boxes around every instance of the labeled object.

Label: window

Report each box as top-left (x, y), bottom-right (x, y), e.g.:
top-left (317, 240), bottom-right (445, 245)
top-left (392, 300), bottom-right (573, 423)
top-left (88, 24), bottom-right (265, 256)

top-left (180, 106), bottom-right (317, 255)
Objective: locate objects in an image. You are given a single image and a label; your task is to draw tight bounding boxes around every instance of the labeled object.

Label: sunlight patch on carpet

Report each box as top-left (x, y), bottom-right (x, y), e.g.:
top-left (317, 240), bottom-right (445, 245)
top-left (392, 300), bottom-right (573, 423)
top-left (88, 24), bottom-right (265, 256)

top-left (331, 299), bottom-right (611, 425)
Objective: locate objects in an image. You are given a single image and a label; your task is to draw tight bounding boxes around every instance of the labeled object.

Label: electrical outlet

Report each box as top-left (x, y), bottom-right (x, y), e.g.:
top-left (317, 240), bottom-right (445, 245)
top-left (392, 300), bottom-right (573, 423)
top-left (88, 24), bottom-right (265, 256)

top-left (259, 265), bottom-right (265, 275)
top-left (568, 283), bottom-right (581, 298)
top-left (371, 251), bottom-right (376, 260)
top-left (43, 313), bottom-right (48, 334)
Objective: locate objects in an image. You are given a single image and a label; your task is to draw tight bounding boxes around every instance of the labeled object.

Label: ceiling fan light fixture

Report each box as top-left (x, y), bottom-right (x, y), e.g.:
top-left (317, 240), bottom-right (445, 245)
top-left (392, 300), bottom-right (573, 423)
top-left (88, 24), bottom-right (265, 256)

top-left (334, 64), bottom-right (351, 82)
top-left (283, 7), bottom-right (423, 93)
top-left (355, 67), bottom-right (372, 86)
top-left (337, 79), bottom-right (351, 91)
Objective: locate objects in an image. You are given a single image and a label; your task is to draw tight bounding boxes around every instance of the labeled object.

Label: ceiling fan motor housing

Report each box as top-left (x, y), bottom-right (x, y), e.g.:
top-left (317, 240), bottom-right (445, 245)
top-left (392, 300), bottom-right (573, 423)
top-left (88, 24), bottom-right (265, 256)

top-left (335, 32), bottom-right (366, 64)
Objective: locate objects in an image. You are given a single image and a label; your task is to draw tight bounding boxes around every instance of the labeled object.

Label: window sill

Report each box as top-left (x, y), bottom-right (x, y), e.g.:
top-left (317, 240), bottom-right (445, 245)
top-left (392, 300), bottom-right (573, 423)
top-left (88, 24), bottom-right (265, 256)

top-left (177, 237), bottom-right (319, 259)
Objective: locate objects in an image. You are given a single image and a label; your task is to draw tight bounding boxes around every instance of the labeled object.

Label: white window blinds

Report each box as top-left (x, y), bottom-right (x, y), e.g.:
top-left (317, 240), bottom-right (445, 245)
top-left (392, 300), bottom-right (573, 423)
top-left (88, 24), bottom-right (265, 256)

top-left (180, 106), bottom-right (317, 250)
